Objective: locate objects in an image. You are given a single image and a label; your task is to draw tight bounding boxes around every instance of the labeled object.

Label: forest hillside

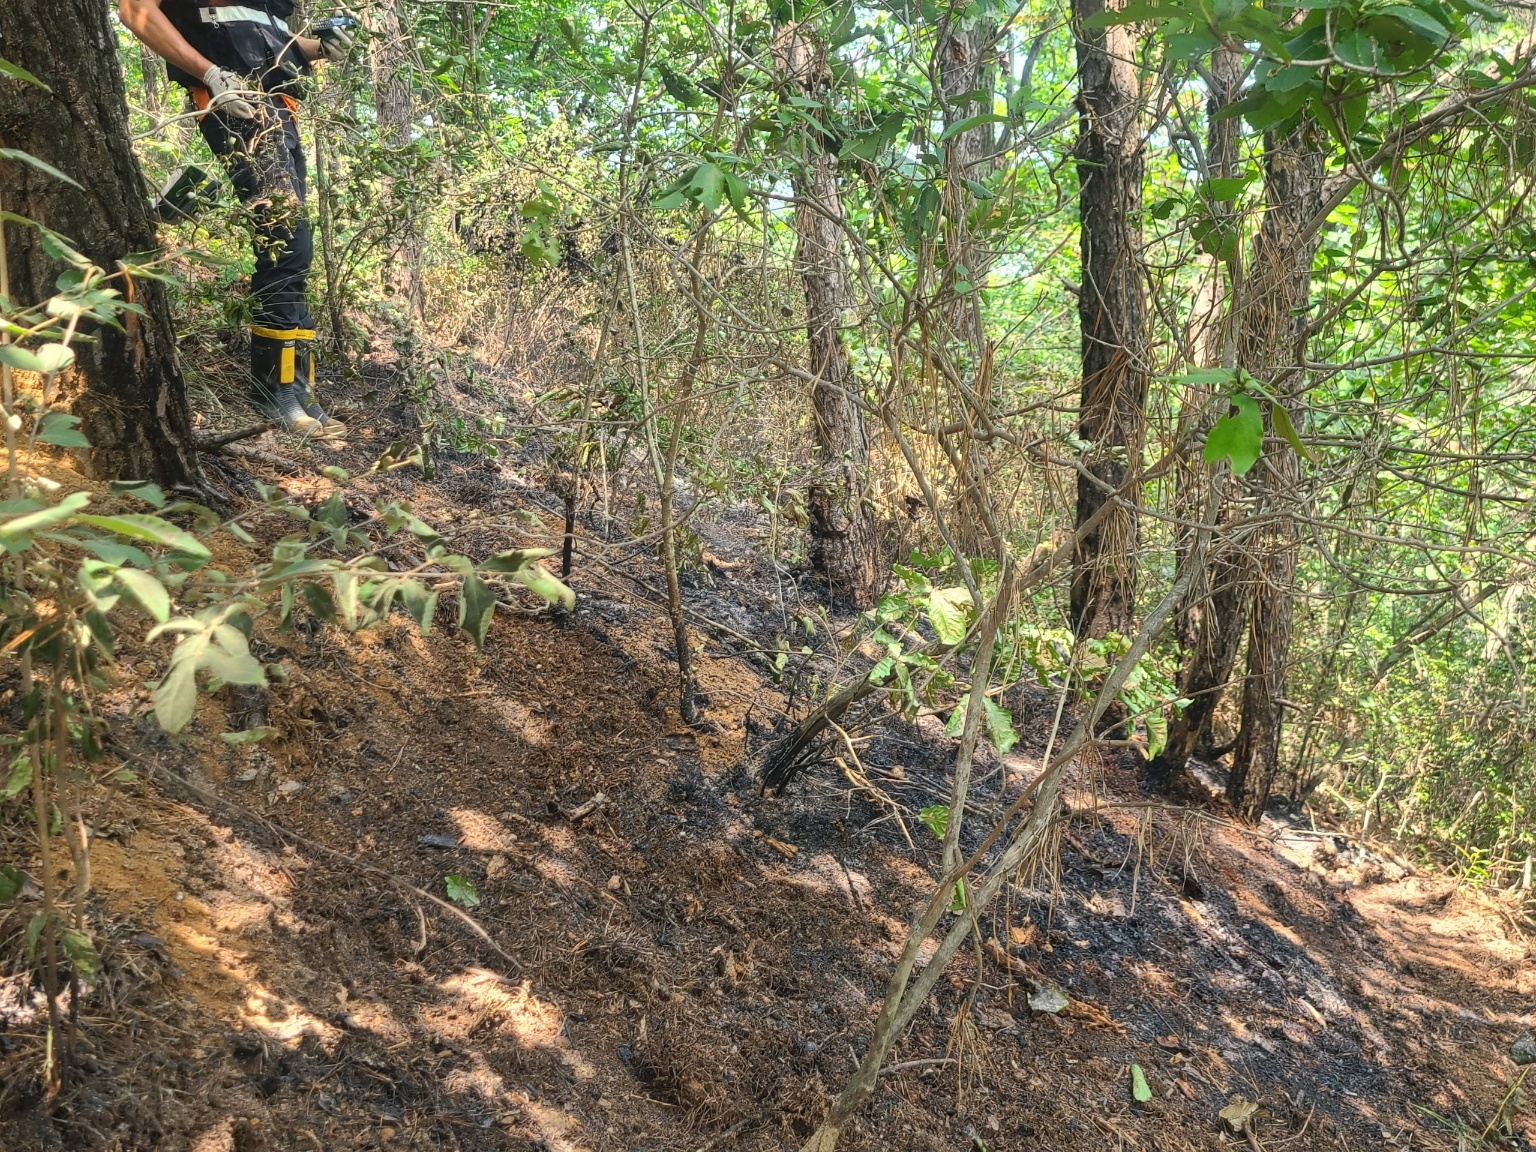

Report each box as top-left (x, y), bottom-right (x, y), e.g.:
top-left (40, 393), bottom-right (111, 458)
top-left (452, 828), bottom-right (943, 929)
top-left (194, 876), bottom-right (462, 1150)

top-left (3, 0), bottom-right (1536, 1148)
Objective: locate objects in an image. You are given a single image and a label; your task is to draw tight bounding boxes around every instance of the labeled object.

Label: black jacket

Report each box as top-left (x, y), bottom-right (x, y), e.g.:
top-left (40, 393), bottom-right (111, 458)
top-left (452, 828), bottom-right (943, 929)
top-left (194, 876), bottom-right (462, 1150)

top-left (161, 0), bottom-right (312, 94)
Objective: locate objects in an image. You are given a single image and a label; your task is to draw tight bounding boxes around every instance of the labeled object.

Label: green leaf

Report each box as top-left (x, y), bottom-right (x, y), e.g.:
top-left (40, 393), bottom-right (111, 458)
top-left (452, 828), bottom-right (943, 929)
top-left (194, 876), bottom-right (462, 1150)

top-left (982, 698), bottom-right (1019, 756)
top-left (1131, 1063), bottom-right (1152, 1103)
top-left (109, 479), bottom-right (166, 508)
top-left (152, 661), bottom-right (199, 733)
top-left (0, 148), bottom-right (82, 190)
top-left (75, 513), bottom-right (211, 564)
top-left (458, 574), bottom-right (498, 649)
top-left (114, 567), bottom-right (170, 622)
top-left (1379, 3), bottom-right (1450, 39)
top-left (2, 754), bottom-right (33, 801)
top-left (60, 927), bottom-right (100, 979)
top-left (510, 563), bottom-right (576, 611)
top-left (31, 343), bottom-right (74, 374)
top-left (0, 57), bottom-right (51, 91)
top-left (939, 113), bottom-right (1008, 142)
top-left (478, 547), bottom-right (558, 574)
top-left (1176, 367), bottom-right (1237, 386)
top-left (918, 804), bottom-right (949, 839)
top-left (399, 578), bottom-right (438, 635)
top-left (0, 344), bottom-right (43, 372)
top-left (1198, 173), bottom-right (1256, 201)
top-left (1270, 401), bottom-right (1315, 462)
top-left (927, 586), bottom-right (972, 645)
top-left (1203, 394), bottom-right (1264, 475)
top-left (0, 864), bottom-right (24, 903)
top-left (445, 874), bottom-right (481, 908)
top-left (220, 727), bottom-right (279, 744)
top-left (0, 491), bottom-right (89, 548)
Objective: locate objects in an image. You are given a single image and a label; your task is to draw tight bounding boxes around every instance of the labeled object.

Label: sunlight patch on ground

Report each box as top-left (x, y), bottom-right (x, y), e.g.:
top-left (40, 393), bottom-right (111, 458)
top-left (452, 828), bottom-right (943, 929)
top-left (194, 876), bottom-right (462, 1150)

top-left (436, 969), bottom-right (597, 1081)
top-left (449, 807), bottom-right (521, 851)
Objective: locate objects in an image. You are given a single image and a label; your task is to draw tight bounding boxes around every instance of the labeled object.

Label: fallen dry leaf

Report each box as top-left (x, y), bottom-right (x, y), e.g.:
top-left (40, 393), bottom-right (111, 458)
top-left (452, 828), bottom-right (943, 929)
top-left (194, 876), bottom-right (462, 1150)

top-left (764, 836), bottom-right (798, 860)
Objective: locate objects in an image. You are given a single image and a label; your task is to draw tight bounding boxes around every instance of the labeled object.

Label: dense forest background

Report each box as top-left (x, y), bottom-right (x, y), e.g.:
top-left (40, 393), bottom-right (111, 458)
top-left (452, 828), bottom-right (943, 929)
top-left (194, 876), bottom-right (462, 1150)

top-left (109, 0), bottom-right (1536, 869)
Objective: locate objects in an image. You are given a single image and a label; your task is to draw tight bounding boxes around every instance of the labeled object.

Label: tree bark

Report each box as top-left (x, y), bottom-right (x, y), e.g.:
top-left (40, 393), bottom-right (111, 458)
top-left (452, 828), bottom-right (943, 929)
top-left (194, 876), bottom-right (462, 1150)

top-left (0, 2), bottom-right (198, 486)
top-left (369, 0), bottom-right (424, 317)
top-left (1226, 117), bottom-right (1323, 820)
top-left (1158, 48), bottom-right (1247, 778)
top-left (1069, 0), bottom-right (1147, 640)
top-left (777, 23), bottom-right (880, 610)
top-left (935, 18), bottom-right (1005, 559)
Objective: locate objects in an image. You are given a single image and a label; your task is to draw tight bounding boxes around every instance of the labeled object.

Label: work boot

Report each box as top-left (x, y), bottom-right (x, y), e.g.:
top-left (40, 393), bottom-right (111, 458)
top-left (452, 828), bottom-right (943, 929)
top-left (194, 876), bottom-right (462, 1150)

top-left (295, 340), bottom-right (347, 437)
top-left (249, 327), bottom-right (335, 439)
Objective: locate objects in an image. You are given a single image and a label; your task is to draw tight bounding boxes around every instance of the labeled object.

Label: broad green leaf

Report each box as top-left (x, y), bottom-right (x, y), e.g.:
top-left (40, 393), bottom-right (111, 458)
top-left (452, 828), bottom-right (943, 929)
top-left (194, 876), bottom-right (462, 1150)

top-left (0, 148), bottom-right (82, 190)
top-left (399, 578), bottom-right (438, 634)
top-left (1131, 1063), bottom-right (1152, 1103)
top-left (478, 547), bottom-right (558, 574)
top-left (939, 113), bottom-right (1008, 142)
top-left (1270, 401), bottom-right (1315, 462)
top-left (445, 874), bottom-right (481, 908)
top-left (0, 58), bottom-right (51, 91)
top-left (302, 581), bottom-right (337, 623)
top-left (109, 480), bottom-right (168, 509)
top-left (0, 491), bottom-right (89, 547)
top-left (114, 568), bottom-right (170, 622)
top-left (333, 570), bottom-right (360, 629)
top-left (76, 513), bottom-right (211, 564)
top-left (60, 927), bottom-right (101, 979)
top-left (1203, 394), bottom-right (1264, 475)
top-left (983, 698), bottom-right (1019, 756)
top-left (919, 804), bottom-right (949, 839)
top-left (1379, 3), bottom-right (1450, 39)
top-left (510, 563), bottom-right (576, 611)
top-left (2, 754), bottom-right (33, 801)
top-left (1198, 173), bottom-right (1256, 201)
top-left (35, 411), bottom-right (89, 447)
top-left (152, 662), bottom-right (198, 733)
top-left (31, 343), bottom-right (74, 374)
top-left (927, 586), bottom-right (972, 645)
top-left (203, 644), bottom-right (266, 687)
top-left (458, 574), bottom-right (497, 649)
top-left (0, 864), bottom-right (24, 902)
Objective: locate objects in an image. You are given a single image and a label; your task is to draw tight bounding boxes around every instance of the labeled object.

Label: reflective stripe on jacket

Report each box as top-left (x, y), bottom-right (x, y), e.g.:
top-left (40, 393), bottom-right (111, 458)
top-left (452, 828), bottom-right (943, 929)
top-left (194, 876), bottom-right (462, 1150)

top-left (161, 0), bottom-right (311, 94)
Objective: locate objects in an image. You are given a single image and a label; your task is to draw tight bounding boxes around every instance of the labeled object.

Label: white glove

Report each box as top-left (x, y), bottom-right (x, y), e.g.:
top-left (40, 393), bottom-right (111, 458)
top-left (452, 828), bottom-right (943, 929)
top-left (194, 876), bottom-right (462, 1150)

top-left (202, 65), bottom-right (257, 120)
top-left (315, 24), bottom-right (355, 63)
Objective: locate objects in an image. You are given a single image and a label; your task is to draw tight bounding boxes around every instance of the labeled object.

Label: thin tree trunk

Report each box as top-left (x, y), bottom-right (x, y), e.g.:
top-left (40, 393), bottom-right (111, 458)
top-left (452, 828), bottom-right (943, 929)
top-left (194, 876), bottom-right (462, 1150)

top-left (935, 18), bottom-right (1004, 559)
top-left (937, 18), bottom-right (996, 355)
top-left (777, 22), bottom-right (880, 610)
top-left (1069, 0), bottom-right (1147, 640)
top-left (369, 0), bottom-right (424, 318)
top-left (1158, 48), bottom-right (1248, 778)
top-left (1226, 118), bottom-right (1324, 819)
top-left (0, 1), bottom-right (198, 486)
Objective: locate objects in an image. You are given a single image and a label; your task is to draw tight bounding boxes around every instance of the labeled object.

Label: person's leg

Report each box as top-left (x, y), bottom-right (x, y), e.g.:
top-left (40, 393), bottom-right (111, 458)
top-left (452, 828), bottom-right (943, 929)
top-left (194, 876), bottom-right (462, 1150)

top-left (199, 97), bottom-right (337, 436)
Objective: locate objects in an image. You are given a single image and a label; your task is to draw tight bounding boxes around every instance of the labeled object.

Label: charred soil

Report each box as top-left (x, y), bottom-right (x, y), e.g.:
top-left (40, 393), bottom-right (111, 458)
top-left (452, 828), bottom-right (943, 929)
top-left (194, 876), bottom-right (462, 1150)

top-left (2, 344), bottom-right (1534, 1152)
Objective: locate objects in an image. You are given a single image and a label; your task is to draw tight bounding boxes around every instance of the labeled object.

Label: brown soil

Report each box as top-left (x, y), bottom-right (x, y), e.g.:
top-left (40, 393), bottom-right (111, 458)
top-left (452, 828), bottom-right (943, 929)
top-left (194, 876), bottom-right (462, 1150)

top-left (3, 346), bottom-right (1534, 1152)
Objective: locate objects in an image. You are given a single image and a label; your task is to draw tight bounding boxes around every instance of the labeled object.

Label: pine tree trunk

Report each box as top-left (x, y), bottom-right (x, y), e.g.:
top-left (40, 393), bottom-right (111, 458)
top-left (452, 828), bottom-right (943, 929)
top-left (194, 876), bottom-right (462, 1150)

top-left (937, 20), bottom-right (995, 355)
top-left (778, 23), bottom-right (880, 610)
top-left (1069, 0), bottom-right (1147, 640)
top-left (0, 1), bottom-right (198, 486)
top-left (369, 0), bottom-right (424, 317)
top-left (1226, 119), bottom-right (1323, 820)
top-left (935, 19), bottom-right (1005, 558)
top-left (1159, 47), bottom-right (1246, 776)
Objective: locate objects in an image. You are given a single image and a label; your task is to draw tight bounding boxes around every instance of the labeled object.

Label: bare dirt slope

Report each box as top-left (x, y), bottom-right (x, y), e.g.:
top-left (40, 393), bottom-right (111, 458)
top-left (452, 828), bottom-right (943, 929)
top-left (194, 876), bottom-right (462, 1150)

top-left (3, 352), bottom-right (1534, 1152)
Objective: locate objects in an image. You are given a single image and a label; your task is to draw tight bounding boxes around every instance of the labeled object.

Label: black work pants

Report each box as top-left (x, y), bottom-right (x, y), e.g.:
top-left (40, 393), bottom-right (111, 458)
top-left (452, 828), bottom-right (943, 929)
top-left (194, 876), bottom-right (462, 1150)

top-left (196, 94), bottom-right (316, 332)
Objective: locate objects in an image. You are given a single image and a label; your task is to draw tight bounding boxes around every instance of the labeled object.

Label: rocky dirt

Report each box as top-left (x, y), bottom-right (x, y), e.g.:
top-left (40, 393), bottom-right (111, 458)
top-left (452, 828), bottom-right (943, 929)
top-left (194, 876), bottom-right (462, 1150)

top-left (2, 339), bottom-right (1534, 1152)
